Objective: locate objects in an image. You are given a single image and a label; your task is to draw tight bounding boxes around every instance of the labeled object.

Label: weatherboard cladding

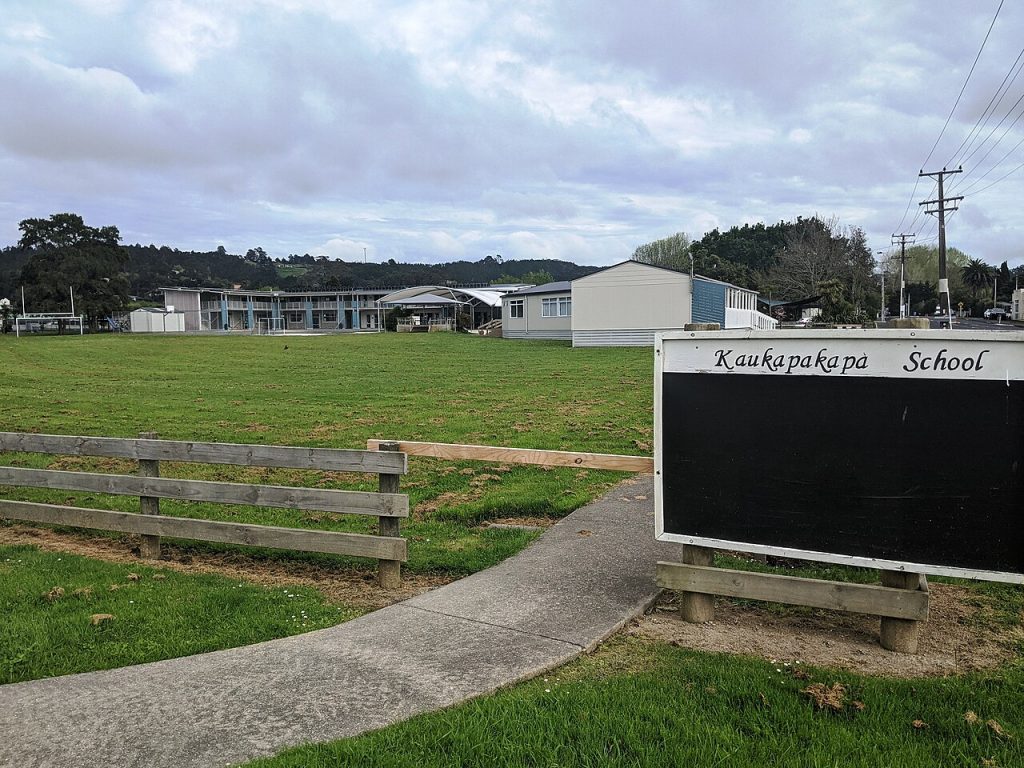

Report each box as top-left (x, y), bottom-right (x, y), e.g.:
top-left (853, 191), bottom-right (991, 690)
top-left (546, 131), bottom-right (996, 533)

top-left (570, 261), bottom-right (691, 334)
top-left (504, 329), bottom-right (572, 340)
top-left (692, 278), bottom-right (726, 326)
top-left (572, 329), bottom-right (665, 347)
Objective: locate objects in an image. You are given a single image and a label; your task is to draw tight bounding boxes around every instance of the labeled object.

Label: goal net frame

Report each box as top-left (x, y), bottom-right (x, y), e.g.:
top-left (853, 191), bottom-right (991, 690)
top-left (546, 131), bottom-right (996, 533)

top-left (256, 317), bottom-right (286, 335)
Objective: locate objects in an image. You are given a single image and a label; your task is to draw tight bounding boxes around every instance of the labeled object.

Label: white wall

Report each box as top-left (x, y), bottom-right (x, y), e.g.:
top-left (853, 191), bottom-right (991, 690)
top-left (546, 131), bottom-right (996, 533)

top-left (503, 292), bottom-right (572, 340)
top-left (571, 262), bottom-right (690, 346)
top-left (162, 289), bottom-right (201, 331)
top-left (131, 310), bottom-right (185, 333)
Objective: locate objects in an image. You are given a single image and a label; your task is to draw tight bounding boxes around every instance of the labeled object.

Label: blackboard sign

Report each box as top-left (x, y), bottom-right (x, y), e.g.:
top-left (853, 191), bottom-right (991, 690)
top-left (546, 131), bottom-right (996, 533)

top-left (655, 330), bottom-right (1024, 584)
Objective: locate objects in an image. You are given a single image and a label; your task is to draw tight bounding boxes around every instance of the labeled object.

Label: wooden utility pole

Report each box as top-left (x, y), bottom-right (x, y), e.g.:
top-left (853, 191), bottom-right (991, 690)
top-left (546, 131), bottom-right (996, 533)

top-left (891, 233), bottom-right (915, 319)
top-left (919, 168), bottom-right (963, 317)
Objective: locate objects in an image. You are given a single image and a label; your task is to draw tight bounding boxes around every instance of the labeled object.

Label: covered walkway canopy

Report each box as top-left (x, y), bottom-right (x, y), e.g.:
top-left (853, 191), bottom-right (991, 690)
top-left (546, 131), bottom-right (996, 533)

top-left (377, 285), bottom-right (528, 328)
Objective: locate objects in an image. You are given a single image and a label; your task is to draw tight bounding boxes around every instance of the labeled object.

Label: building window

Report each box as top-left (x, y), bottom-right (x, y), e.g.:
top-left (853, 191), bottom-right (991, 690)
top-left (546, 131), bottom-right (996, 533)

top-left (542, 297), bottom-right (571, 317)
top-left (508, 300), bottom-right (524, 319)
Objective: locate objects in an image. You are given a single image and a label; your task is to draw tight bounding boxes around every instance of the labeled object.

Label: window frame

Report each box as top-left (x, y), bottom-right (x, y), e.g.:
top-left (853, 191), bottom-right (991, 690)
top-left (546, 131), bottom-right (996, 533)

top-left (542, 296), bottom-right (571, 317)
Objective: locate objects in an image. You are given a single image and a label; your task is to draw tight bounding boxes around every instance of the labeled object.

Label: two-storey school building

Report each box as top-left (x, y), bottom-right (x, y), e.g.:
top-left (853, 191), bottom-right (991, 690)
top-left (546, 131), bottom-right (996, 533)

top-left (160, 287), bottom-right (393, 332)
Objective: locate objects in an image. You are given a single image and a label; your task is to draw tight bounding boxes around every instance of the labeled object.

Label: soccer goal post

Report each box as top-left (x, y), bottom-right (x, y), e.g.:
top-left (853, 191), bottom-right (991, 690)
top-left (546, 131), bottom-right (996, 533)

top-left (257, 317), bottom-right (285, 335)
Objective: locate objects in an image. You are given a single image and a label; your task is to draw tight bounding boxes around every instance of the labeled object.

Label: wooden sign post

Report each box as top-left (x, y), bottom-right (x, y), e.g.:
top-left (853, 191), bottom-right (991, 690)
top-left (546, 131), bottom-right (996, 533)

top-left (655, 329), bottom-right (1024, 652)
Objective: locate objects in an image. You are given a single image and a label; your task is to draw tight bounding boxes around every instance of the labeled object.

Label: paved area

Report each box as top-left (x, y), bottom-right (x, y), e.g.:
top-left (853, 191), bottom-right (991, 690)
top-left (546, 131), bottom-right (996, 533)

top-left (0, 475), bottom-right (676, 768)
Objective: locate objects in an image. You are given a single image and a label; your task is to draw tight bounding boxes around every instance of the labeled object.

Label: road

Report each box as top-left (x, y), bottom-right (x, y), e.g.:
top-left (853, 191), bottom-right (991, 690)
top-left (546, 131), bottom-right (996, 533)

top-left (927, 316), bottom-right (1021, 332)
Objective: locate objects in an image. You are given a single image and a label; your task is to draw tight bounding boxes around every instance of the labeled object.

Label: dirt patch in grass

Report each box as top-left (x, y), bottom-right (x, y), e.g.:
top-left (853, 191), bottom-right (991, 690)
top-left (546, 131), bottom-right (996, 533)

top-left (414, 490), bottom-right (484, 518)
top-left (484, 516), bottom-right (556, 529)
top-left (0, 525), bottom-right (451, 611)
top-left (631, 584), bottom-right (1024, 678)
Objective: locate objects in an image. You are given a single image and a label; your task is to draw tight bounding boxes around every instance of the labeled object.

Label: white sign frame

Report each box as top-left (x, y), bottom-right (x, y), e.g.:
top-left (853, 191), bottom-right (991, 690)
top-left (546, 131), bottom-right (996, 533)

top-left (654, 328), bottom-right (1024, 584)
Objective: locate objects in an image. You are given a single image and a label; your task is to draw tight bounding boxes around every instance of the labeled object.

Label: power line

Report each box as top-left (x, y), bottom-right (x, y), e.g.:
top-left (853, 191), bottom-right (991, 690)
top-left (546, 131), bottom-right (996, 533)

top-left (964, 157), bottom-right (1024, 195)
top-left (921, 0), bottom-right (1004, 168)
top-left (945, 44), bottom-right (1024, 168)
top-left (892, 176), bottom-right (922, 235)
top-left (955, 89), bottom-right (1024, 173)
top-left (956, 130), bottom-right (1024, 194)
top-left (894, 177), bottom-right (936, 237)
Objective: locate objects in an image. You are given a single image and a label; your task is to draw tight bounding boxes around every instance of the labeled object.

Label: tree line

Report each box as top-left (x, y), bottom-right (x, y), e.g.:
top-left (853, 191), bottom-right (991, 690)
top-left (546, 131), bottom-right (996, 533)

top-left (4, 212), bottom-right (1019, 329)
top-left (0, 214), bottom-right (595, 326)
top-left (631, 216), bottom-right (1023, 321)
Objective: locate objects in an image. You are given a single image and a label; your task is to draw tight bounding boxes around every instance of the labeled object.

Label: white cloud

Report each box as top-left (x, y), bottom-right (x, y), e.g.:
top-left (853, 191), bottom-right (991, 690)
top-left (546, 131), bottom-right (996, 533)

top-left (70, 0), bottom-right (129, 14)
top-left (0, 0), bottom-right (1021, 268)
top-left (143, 1), bottom-right (238, 75)
top-left (5, 21), bottom-right (50, 41)
top-left (788, 128), bottom-right (812, 144)
top-left (312, 238), bottom-right (371, 261)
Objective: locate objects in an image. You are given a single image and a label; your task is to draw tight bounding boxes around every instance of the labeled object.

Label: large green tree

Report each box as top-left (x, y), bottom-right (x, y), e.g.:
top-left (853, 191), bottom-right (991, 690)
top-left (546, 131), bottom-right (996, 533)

top-left (997, 261), bottom-right (1012, 302)
top-left (690, 222), bottom-right (787, 289)
top-left (18, 213), bottom-right (129, 327)
top-left (960, 258), bottom-right (992, 302)
top-left (631, 232), bottom-right (692, 272)
top-left (899, 244), bottom-right (971, 311)
top-left (766, 217), bottom-right (876, 312)
top-left (816, 277), bottom-right (861, 323)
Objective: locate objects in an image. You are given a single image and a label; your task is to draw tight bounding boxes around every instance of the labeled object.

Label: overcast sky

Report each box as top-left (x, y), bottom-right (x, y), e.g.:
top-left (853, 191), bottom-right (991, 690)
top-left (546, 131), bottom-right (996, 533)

top-left (1, 1), bottom-right (1022, 269)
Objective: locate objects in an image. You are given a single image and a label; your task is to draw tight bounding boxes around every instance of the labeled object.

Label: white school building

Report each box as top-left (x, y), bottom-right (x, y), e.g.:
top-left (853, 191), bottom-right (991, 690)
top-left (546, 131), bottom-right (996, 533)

top-left (501, 261), bottom-right (775, 347)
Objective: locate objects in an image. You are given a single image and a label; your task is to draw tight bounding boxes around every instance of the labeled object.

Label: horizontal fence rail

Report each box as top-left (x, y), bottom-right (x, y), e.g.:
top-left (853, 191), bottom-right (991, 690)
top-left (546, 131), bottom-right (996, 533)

top-left (657, 562), bottom-right (929, 621)
top-left (366, 439), bottom-right (654, 473)
top-left (0, 467), bottom-right (408, 518)
top-left (0, 432), bottom-right (407, 475)
top-left (0, 432), bottom-right (410, 583)
top-left (0, 500), bottom-right (406, 561)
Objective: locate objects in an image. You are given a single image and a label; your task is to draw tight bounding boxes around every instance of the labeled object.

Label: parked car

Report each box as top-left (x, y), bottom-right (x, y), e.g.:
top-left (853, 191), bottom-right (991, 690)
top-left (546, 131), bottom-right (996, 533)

top-left (983, 308), bottom-right (1008, 319)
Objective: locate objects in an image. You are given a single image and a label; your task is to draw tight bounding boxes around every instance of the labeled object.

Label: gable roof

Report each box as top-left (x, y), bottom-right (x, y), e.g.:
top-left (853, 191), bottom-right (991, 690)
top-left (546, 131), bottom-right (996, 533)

top-left (504, 281), bottom-right (571, 298)
top-left (572, 260), bottom-right (686, 282)
top-left (377, 286), bottom-right (507, 308)
top-left (571, 260), bottom-right (756, 294)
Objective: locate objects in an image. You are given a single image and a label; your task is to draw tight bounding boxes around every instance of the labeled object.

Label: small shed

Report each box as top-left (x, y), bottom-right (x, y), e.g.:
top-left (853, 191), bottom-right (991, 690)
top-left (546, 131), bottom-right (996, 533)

top-left (130, 308), bottom-right (185, 333)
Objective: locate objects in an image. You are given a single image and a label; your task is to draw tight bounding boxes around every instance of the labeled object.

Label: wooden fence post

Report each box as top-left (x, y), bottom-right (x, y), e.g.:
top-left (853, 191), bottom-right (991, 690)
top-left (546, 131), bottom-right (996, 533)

top-left (137, 431), bottom-right (161, 559)
top-left (376, 441), bottom-right (402, 588)
top-left (678, 544), bottom-right (716, 622)
top-left (879, 570), bottom-right (927, 653)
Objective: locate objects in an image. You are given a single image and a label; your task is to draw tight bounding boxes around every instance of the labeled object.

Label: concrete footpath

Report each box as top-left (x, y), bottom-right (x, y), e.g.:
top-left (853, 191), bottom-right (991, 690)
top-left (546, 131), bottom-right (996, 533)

top-left (0, 475), bottom-right (676, 768)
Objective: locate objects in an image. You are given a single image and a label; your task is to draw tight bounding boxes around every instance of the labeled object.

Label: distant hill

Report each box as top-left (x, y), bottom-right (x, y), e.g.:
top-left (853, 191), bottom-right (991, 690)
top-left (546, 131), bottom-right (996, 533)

top-left (0, 243), bottom-right (597, 303)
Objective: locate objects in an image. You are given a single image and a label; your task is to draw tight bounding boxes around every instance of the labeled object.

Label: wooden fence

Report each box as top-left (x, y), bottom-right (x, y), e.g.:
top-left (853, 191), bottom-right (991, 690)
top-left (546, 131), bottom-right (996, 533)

top-left (365, 439), bottom-right (654, 473)
top-left (366, 438), bottom-right (929, 652)
top-left (0, 432), bottom-right (409, 587)
top-left (657, 545), bottom-right (930, 654)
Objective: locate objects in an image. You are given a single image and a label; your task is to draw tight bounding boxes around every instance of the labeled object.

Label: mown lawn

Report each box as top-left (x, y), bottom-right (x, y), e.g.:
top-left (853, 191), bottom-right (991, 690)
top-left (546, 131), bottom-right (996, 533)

top-left (1, 332), bottom-right (652, 574)
top-left (247, 636), bottom-right (1024, 768)
top-left (0, 332), bottom-right (651, 681)
top-left (0, 544), bottom-right (358, 684)
top-left (2, 332), bottom-right (1022, 764)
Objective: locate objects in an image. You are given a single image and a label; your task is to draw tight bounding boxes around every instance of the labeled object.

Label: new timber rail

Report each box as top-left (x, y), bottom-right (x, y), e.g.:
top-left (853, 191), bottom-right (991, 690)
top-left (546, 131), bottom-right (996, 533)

top-left (365, 439), bottom-right (654, 473)
top-left (0, 432), bottom-right (410, 587)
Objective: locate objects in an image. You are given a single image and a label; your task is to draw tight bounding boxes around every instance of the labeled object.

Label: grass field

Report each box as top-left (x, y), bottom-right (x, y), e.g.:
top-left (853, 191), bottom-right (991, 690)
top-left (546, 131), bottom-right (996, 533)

top-left (2, 331), bottom-right (1021, 767)
top-left (1, 332), bottom-right (651, 574)
top-left (247, 636), bottom-right (1024, 768)
top-left (0, 332), bottom-right (650, 681)
top-left (0, 544), bottom-right (358, 684)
